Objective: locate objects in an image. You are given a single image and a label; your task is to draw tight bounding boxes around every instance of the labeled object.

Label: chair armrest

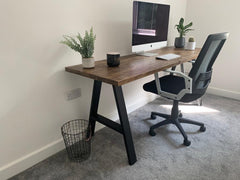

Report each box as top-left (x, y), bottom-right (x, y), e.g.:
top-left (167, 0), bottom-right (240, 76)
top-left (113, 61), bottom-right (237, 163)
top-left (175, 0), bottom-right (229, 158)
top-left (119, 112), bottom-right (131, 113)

top-left (165, 69), bottom-right (192, 84)
top-left (154, 70), bottom-right (192, 100)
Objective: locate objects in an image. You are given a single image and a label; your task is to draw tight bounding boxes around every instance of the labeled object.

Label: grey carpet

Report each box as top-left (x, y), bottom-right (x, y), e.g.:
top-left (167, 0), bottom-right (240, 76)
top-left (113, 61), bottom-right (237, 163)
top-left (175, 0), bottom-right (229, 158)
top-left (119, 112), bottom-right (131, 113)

top-left (10, 94), bottom-right (240, 180)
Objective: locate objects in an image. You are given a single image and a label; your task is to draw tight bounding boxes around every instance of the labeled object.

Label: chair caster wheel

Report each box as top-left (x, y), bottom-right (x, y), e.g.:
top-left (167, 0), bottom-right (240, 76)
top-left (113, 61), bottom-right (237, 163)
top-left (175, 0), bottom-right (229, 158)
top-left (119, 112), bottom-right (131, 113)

top-left (150, 114), bottom-right (156, 119)
top-left (179, 113), bottom-right (183, 118)
top-left (200, 126), bottom-right (206, 132)
top-left (149, 129), bottom-right (156, 136)
top-left (183, 139), bottom-right (191, 146)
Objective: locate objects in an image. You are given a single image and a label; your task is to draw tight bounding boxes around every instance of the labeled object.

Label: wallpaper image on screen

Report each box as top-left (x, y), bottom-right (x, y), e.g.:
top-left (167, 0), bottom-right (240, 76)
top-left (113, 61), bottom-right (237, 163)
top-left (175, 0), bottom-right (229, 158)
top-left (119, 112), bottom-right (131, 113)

top-left (132, 1), bottom-right (170, 46)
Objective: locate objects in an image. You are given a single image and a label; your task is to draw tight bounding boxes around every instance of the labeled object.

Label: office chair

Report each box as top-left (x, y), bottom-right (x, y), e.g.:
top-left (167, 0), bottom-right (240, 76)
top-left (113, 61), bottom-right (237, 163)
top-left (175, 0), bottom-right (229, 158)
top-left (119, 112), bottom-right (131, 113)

top-left (143, 32), bottom-right (229, 146)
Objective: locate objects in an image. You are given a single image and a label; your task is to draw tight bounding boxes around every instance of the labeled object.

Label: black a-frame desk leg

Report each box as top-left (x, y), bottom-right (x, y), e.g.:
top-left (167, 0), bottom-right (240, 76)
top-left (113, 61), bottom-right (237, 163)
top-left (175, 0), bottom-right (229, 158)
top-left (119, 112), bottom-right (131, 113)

top-left (89, 80), bottom-right (137, 165)
top-left (113, 85), bottom-right (137, 165)
top-left (89, 80), bottom-right (102, 136)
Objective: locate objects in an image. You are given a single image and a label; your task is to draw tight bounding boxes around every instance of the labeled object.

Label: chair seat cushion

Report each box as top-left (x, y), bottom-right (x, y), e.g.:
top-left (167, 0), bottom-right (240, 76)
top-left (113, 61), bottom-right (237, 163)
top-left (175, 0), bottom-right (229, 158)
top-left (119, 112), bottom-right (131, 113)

top-left (143, 75), bottom-right (186, 95)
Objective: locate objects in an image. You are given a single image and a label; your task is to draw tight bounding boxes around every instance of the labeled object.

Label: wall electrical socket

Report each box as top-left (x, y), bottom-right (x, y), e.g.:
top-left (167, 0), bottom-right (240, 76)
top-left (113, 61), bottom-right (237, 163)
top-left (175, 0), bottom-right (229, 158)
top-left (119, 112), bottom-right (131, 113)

top-left (66, 88), bottom-right (81, 101)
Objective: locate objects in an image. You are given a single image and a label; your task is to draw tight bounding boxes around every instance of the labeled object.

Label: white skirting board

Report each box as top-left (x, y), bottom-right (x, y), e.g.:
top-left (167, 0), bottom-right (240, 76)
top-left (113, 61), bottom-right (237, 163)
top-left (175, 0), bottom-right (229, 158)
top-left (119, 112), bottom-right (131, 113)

top-left (207, 86), bottom-right (240, 100)
top-left (0, 139), bottom-right (65, 180)
top-left (0, 94), bottom-right (156, 180)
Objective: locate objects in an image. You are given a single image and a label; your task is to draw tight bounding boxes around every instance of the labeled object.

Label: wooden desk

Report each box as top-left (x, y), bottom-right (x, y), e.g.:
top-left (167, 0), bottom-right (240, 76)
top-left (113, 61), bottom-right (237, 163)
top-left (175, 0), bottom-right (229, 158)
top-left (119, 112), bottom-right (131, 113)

top-left (65, 47), bottom-right (200, 165)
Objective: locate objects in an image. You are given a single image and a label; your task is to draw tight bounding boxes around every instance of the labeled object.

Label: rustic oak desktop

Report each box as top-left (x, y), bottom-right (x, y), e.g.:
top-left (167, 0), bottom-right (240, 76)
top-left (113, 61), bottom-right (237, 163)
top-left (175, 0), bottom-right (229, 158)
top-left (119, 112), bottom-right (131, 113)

top-left (65, 47), bottom-right (200, 165)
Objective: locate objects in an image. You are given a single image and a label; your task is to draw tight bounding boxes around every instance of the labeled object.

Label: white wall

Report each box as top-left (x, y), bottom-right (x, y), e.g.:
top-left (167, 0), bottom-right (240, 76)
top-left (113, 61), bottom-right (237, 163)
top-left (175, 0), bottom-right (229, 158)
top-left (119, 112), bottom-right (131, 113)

top-left (0, 0), bottom-right (187, 179)
top-left (186, 0), bottom-right (240, 99)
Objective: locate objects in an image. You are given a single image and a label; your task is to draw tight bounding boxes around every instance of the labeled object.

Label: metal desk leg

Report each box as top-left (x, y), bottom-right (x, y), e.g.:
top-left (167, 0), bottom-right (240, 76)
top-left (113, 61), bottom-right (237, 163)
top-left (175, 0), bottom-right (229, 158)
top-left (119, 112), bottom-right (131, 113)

top-left (170, 66), bottom-right (176, 75)
top-left (180, 63), bottom-right (185, 73)
top-left (113, 85), bottom-right (137, 165)
top-left (89, 80), bottom-right (102, 136)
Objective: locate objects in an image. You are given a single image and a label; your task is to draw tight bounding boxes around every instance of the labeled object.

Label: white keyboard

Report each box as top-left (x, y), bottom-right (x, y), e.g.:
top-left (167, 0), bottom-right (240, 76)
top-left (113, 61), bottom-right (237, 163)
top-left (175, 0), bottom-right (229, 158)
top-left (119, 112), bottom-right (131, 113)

top-left (156, 53), bottom-right (181, 60)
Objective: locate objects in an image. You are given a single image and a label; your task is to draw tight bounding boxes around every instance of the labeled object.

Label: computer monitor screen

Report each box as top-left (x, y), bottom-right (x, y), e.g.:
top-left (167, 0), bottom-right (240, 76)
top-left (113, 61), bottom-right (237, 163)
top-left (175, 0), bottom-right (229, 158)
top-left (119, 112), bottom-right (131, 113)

top-left (132, 1), bottom-right (170, 54)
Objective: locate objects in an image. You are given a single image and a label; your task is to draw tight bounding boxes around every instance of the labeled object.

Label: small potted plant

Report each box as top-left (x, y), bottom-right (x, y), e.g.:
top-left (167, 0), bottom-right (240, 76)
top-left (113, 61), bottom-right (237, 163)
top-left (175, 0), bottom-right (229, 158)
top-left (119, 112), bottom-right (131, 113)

top-left (61, 27), bottom-right (96, 68)
top-left (185, 37), bottom-right (196, 50)
top-left (174, 18), bottom-right (193, 48)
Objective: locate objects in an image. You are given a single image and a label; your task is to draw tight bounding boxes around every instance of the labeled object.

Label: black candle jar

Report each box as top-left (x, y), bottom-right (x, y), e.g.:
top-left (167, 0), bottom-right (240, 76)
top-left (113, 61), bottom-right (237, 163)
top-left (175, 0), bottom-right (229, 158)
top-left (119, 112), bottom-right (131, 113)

top-left (107, 52), bottom-right (120, 67)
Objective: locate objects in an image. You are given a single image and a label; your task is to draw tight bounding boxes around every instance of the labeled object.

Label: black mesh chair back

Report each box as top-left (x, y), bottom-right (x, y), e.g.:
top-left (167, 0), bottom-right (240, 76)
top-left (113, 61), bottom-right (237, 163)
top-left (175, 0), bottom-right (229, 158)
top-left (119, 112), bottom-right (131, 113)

top-left (189, 32), bottom-right (229, 95)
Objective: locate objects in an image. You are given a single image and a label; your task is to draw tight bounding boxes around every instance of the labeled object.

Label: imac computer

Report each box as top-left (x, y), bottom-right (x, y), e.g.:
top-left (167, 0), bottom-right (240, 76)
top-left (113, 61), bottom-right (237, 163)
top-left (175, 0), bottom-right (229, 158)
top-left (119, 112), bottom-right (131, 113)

top-left (132, 1), bottom-right (170, 56)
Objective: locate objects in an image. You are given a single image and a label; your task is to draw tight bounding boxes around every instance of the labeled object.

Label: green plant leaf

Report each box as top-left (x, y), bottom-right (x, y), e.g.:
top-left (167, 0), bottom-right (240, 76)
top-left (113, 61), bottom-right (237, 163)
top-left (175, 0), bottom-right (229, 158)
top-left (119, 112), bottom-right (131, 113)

top-left (184, 29), bottom-right (194, 33)
top-left (183, 22), bottom-right (193, 30)
top-left (179, 18), bottom-right (184, 26)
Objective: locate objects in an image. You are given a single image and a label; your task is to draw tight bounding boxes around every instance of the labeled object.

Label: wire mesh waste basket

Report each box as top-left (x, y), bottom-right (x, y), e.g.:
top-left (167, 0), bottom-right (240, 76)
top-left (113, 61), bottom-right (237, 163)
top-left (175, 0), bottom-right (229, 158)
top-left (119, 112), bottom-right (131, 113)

top-left (61, 119), bottom-right (91, 162)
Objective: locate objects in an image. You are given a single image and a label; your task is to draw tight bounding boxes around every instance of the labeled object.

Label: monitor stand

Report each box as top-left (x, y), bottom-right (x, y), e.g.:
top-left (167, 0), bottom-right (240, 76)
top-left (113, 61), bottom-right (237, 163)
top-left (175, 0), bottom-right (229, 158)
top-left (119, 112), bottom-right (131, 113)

top-left (136, 51), bottom-right (158, 57)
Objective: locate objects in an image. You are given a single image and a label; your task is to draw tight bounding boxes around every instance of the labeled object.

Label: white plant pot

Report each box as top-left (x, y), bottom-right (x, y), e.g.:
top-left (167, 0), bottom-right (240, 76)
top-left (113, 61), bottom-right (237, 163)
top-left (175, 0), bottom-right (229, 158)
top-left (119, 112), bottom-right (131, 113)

top-left (185, 42), bottom-right (196, 50)
top-left (82, 57), bottom-right (95, 68)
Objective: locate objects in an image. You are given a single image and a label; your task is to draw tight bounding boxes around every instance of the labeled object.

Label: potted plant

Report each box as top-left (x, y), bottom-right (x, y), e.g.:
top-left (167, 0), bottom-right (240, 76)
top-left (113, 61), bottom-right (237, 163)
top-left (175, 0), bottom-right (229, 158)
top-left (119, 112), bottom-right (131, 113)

top-left (61, 27), bottom-right (96, 68)
top-left (174, 18), bottom-right (193, 48)
top-left (185, 37), bottom-right (196, 50)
